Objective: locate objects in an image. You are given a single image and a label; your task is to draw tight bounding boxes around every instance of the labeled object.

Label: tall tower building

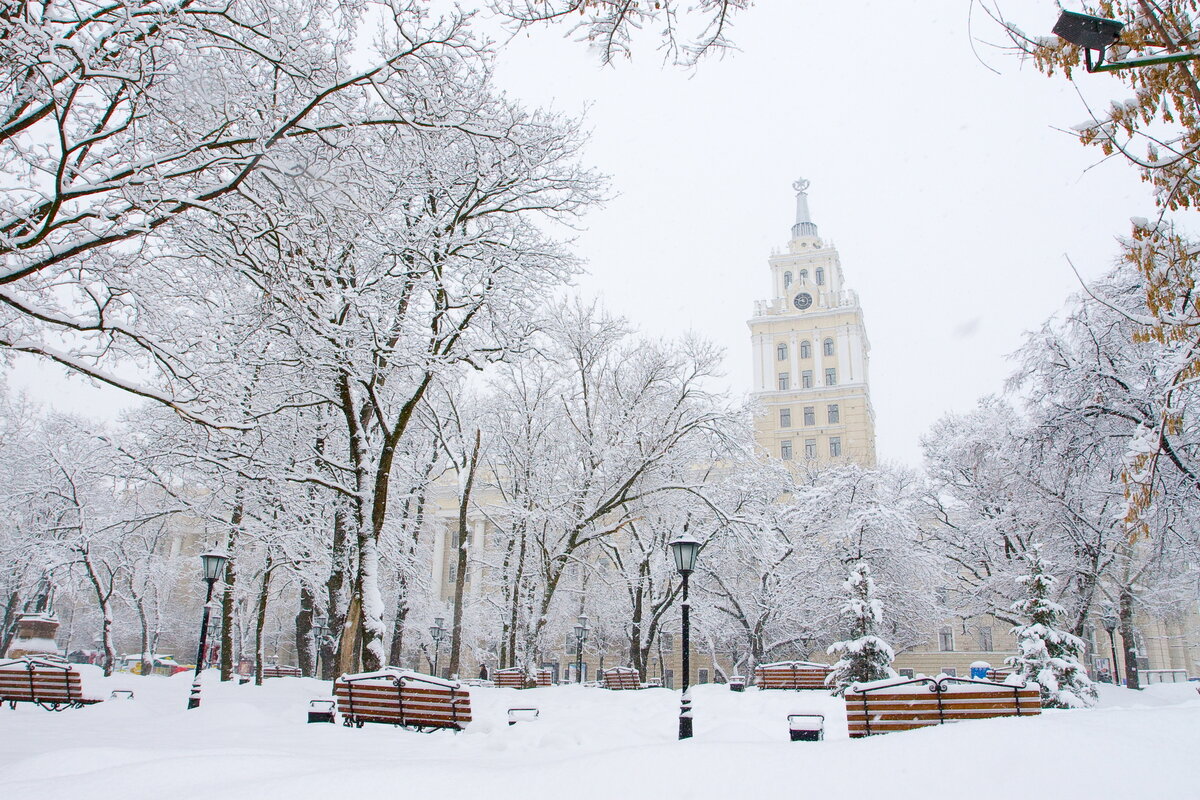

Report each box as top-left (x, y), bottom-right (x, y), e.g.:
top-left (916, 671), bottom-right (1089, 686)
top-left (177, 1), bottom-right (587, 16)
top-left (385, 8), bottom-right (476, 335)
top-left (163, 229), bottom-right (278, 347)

top-left (748, 179), bottom-right (876, 466)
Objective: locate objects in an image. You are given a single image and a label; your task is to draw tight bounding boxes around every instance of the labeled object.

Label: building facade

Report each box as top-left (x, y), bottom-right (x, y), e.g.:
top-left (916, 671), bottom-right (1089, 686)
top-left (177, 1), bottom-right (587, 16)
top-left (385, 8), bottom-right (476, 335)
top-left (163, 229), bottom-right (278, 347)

top-left (748, 179), bottom-right (876, 467)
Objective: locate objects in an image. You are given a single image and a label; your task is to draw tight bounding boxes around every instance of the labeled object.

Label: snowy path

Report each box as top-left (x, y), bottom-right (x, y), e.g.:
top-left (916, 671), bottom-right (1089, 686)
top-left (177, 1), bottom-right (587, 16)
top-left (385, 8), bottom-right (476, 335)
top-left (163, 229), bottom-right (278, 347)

top-left (1, 670), bottom-right (1196, 800)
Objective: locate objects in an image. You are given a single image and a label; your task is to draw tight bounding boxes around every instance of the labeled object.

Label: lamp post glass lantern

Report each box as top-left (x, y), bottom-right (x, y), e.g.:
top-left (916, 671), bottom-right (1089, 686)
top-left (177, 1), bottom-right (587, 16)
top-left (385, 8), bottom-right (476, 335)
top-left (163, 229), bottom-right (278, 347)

top-left (430, 618), bottom-right (446, 678)
top-left (669, 535), bottom-right (700, 739)
top-left (1101, 610), bottom-right (1121, 685)
top-left (188, 549), bottom-right (228, 709)
top-left (313, 616), bottom-right (328, 678)
top-left (574, 615), bottom-right (589, 683)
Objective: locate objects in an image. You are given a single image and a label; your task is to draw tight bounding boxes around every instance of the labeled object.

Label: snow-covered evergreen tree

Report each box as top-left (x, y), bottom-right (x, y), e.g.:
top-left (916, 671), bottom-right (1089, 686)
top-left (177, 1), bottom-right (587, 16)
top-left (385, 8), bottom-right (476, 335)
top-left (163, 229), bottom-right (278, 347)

top-left (825, 562), bottom-right (897, 695)
top-left (1007, 546), bottom-right (1097, 709)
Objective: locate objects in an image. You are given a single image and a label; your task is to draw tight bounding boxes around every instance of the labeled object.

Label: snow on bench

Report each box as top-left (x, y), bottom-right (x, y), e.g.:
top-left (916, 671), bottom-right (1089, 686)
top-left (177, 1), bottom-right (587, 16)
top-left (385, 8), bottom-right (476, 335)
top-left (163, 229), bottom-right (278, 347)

top-left (600, 666), bottom-right (641, 690)
top-left (535, 668), bottom-right (553, 687)
top-left (333, 668), bottom-right (471, 731)
top-left (754, 661), bottom-right (832, 690)
top-left (844, 675), bottom-right (1041, 738)
top-left (262, 665), bottom-right (303, 679)
top-left (0, 656), bottom-right (102, 711)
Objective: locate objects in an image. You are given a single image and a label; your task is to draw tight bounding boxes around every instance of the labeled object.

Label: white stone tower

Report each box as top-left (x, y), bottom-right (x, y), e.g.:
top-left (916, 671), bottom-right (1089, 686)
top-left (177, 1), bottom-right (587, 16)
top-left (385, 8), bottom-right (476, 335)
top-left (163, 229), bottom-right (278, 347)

top-left (748, 179), bottom-right (876, 466)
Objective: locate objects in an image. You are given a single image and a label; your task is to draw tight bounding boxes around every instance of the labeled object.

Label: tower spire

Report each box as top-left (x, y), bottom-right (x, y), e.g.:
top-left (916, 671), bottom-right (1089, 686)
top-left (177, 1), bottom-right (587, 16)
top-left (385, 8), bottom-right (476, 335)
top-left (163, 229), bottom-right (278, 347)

top-left (791, 178), bottom-right (820, 241)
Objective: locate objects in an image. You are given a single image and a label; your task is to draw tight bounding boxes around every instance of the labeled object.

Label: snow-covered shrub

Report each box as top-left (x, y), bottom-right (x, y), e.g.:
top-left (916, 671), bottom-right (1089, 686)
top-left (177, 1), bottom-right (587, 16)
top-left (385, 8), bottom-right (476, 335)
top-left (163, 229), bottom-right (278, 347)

top-left (1006, 546), bottom-right (1097, 709)
top-left (825, 562), bottom-right (897, 695)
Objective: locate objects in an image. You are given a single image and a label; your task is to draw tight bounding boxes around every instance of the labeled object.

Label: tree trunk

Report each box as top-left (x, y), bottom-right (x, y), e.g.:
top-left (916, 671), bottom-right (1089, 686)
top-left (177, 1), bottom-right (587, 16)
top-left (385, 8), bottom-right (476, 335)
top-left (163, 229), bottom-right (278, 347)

top-left (337, 593), bottom-right (363, 675)
top-left (1119, 586), bottom-right (1141, 690)
top-left (220, 503), bottom-right (242, 681)
top-left (448, 430), bottom-right (481, 678)
top-left (0, 590), bottom-right (20, 655)
top-left (136, 596), bottom-right (152, 676)
top-left (295, 583), bottom-right (315, 677)
top-left (323, 506), bottom-right (351, 679)
top-left (254, 558), bottom-right (273, 686)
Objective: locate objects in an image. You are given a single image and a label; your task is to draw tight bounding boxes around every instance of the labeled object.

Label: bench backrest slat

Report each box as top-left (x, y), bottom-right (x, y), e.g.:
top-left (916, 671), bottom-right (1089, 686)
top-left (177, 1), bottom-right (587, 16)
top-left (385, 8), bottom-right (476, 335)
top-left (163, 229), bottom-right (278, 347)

top-left (333, 671), bottom-right (471, 730)
top-left (0, 660), bottom-right (97, 706)
top-left (754, 662), bottom-right (832, 690)
top-left (844, 678), bottom-right (1040, 737)
top-left (601, 668), bottom-right (640, 690)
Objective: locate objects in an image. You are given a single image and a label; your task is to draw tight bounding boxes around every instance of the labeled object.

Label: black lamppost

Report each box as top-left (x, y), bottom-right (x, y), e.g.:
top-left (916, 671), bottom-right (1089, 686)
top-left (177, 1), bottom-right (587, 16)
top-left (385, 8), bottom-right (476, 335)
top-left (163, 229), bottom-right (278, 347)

top-left (669, 535), bottom-right (700, 740)
top-left (573, 614), bottom-right (589, 683)
top-left (313, 616), bottom-right (328, 679)
top-left (1101, 609), bottom-right (1122, 686)
top-left (429, 617), bottom-right (446, 678)
top-left (187, 549), bottom-right (228, 709)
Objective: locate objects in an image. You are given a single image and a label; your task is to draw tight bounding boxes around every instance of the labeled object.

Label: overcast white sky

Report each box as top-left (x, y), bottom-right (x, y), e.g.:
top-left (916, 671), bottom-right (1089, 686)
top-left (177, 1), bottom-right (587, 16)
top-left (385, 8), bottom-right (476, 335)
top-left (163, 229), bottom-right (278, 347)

top-left (8, 1), bottom-right (1153, 467)
top-left (488, 0), bottom-right (1153, 465)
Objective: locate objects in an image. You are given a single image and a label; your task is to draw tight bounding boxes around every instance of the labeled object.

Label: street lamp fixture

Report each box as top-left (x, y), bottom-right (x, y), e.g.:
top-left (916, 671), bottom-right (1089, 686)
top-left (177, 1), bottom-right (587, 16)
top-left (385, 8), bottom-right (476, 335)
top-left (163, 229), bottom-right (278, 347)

top-left (1052, 9), bottom-right (1200, 73)
top-left (1101, 609), bottom-right (1122, 686)
top-left (669, 535), bottom-right (701, 739)
top-left (188, 549), bottom-right (228, 709)
top-left (429, 617), bottom-right (446, 678)
top-left (313, 616), bottom-right (328, 679)
top-left (573, 614), bottom-right (589, 683)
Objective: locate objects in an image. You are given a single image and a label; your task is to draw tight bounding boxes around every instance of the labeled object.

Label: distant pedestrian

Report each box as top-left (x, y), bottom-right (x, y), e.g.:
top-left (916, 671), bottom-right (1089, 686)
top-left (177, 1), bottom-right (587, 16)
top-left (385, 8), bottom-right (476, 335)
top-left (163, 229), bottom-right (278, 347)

top-left (478, 664), bottom-right (489, 680)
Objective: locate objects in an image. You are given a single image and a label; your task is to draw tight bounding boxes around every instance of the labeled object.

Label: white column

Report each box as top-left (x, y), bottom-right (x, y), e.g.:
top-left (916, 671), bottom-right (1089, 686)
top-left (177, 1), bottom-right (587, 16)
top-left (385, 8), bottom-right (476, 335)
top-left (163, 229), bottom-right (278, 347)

top-left (789, 331), bottom-right (800, 390)
top-left (431, 522), bottom-right (446, 599)
top-left (813, 325), bottom-right (824, 387)
top-left (751, 332), bottom-right (764, 391)
top-left (470, 519), bottom-right (485, 591)
top-left (761, 334), bottom-right (774, 391)
top-left (847, 325), bottom-right (866, 384)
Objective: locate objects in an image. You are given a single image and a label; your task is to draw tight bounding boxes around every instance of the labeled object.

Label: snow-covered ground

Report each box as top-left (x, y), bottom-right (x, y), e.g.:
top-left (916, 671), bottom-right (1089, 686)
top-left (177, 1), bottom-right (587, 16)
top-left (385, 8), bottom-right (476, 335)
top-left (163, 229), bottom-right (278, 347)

top-left (2, 669), bottom-right (1196, 799)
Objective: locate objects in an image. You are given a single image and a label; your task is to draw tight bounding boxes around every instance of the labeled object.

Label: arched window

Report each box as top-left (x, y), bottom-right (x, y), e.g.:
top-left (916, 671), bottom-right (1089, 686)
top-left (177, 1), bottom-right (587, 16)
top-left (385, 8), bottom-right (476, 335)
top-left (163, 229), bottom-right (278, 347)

top-left (776, 342), bottom-right (788, 361)
top-left (815, 267), bottom-right (825, 285)
top-left (798, 269), bottom-right (809, 284)
top-left (800, 340), bottom-right (811, 359)
top-left (823, 338), bottom-right (835, 356)
top-left (783, 271), bottom-right (792, 289)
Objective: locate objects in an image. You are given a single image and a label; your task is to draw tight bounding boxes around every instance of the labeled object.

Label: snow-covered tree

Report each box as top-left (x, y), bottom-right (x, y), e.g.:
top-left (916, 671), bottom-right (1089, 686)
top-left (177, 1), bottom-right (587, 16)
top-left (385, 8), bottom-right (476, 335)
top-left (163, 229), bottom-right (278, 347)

top-left (825, 562), bottom-right (897, 695)
top-left (1007, 546), bottom-right (1097, 709)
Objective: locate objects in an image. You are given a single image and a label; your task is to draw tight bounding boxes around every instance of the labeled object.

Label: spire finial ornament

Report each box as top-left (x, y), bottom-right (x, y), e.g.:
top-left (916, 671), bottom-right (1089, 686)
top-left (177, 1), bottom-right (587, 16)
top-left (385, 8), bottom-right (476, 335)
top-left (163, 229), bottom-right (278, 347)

top-left (791, 178), bottom-right (819, 241)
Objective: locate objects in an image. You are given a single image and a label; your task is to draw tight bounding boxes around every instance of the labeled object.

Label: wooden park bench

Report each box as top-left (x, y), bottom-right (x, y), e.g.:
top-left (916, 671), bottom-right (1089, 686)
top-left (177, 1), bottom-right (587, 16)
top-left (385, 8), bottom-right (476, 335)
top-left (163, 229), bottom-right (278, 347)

top-left (845, 674), bottom-right (1041, 738)
top-left (262, 665), bottom-right (303, 679)
top-left (0, 656), bottom-right (102, 711)
top-left (333, 668), bottom-right (471, 731)
top-left (600, 666), bottom-right (641, 690)
top-left (754, 661), bottom-right (832, 690)
top-left (494, 667), bottom-right (553, 688)
top-left (494, 667), bottom-right (530, 689)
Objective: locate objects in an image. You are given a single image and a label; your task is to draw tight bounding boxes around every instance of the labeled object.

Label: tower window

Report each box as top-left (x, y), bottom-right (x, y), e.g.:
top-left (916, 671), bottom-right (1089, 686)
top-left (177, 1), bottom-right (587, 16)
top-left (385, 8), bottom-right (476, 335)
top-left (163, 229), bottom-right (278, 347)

top-left (780, 440), bottom-right (793, 460)
top-left (823, 338), bottom-right (835, 356)
top-left (824, 368), bottom-right (836, 386)
top-left (801, 370), bottom-right (813, 389)
top-left (815, 267), bottom-right (825, 285)
top-left (800, 340), bottom-right (811, 359)
top-left (779, 408), bottom-right (791, 427)
top-left (829, 437), bottom-right (842, 457)
top-left (783, 271), bottom-right (792, 289)
top-left (798, 269), bottom-right (808, 284)
top-left (803, 406), bottom-right (815, 426)
top-left (827, 404), bottom-right (839, 424)
top-left (804, 439), bottom-right (816, 459)
top-left (776, 342), bottom-right (787, 361)
top-left (778, 373), bottom-right (790, 391)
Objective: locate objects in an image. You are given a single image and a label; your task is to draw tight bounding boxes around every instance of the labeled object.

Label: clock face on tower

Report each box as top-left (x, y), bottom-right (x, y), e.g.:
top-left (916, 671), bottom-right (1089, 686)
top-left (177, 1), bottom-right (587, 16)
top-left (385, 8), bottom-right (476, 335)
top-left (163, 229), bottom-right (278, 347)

top-left (793, 292), bottom-right (813, 310)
